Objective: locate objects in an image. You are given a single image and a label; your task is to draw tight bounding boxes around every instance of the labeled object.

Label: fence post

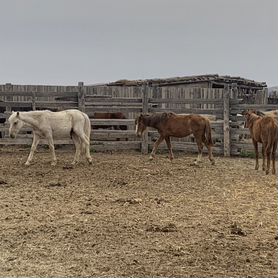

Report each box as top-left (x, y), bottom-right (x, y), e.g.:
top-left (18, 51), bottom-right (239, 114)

top-left (78, 81), bottom-right (85, 112)
top-left (4, 83), bottom-right (12, 138)
top-left (223, 84), bottom-right (230, 156)
top-left (32, 91), bottom-right (36, 111)
top-left (263, 88), bottom-right (268, 104)
top-left (141, 84), bottom-right (149, 154)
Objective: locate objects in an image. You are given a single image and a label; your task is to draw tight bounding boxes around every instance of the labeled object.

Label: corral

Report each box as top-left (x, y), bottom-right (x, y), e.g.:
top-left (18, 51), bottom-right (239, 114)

top-left (0, 75), bottom-right (276, 157)
top-left (0, 148), bottom-right (277, 277)
top-left (0, 75), bottom-right (277, 277)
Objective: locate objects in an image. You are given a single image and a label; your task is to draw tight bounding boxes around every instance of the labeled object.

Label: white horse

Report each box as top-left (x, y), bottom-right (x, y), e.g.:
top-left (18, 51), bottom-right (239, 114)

top-left (8, 109), bottom-right (93, 166)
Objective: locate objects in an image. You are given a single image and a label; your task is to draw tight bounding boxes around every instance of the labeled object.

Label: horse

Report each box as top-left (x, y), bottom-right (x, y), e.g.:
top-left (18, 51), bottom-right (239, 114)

top-left (242, 110), bottom-right (277, 175)
top-left (8, 109), bottom-right (93, 166)
top-left (135, 112), bottom-right (215, 165)
top-left (92, 112), bottom-right (127, 130)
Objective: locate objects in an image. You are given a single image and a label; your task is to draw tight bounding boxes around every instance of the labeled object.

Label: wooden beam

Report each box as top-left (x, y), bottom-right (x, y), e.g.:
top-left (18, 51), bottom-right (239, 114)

top-left (223, 84), bottom-right (230, 156)
top-left (141, 85), bottom-right (149, 154)
top-left (78, 82), bottom-right (85, 112)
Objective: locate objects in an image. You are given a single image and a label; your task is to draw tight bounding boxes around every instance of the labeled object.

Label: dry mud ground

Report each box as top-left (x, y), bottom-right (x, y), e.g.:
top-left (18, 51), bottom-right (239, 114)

top-left (0, 147), bottom-right (277, 277)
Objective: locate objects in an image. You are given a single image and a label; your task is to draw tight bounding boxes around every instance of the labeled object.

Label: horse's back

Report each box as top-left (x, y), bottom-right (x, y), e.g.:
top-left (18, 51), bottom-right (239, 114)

top-left (45, 110), bottom-right (87, 138)
top-left (93, 112), bottom-right (126, 119)
top-left (257, 116), bottom-right (278, 143)
top-left (161, 113), bottom-right (208, 137)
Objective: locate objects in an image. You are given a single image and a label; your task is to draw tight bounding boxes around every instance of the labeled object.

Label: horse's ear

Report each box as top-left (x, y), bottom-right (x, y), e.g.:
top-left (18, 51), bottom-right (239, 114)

top-left (16, 112), bottom-right (20, 118)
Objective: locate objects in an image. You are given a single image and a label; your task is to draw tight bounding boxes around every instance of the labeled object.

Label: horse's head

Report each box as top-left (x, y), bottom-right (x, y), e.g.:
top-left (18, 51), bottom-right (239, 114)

top-left (135, 114), bottom-right (148, 137)
top-left (8, 112), bottom-right (24, 138)
top-left (242, 109), bottom-right (258, 128)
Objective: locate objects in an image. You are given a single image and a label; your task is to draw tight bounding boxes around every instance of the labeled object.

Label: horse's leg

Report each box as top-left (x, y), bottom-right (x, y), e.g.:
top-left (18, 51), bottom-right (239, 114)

top-left (150, 135), bottom-right (164, 160)
top-left (262, 145), bottom-right (265, 171)
top-left (252, 139), bottom-right (259, 170)
top-left (204, 142), bottom-right (215, 165)
top-left (265, 142), bottom-right (271, 175)
top-left (84, 141), bottom-right (93, 164)
top-left (165, 136), bottom-right (174, 160)
top-left (46, 135), bottom-right (57, 166)
top-left (25, 134), bottom-right (40, 166)
top-left (271, 140), bottom-right (277, 175)
top-left (73, 128), bottom-right (92, 164)
top-left (194, 137), bottom-right (203, 165)
top-left (71, 134), bottom-right (81, 165)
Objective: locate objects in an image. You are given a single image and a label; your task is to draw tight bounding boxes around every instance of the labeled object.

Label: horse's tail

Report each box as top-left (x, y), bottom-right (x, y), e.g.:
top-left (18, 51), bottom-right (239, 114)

top-left (266, 121), bottom-right (277, 154)
top-left (205, 119), bottom-right (213, 146)
top-left (83, 113), bottom-right (91, 141)
top-left (81, 112), bottom-right (91, 154)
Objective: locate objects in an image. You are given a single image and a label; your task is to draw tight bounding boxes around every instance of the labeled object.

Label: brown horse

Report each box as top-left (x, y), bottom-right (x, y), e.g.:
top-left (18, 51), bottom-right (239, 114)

top-left (92, 112), bottom-right (127, 130)
top-left (243, 110), bottom-right (277, 175)
top-left (135, 112), bottom-right (215, 164)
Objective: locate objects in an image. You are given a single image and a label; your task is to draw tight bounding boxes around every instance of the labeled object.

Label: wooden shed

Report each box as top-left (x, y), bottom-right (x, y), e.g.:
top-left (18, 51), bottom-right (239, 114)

top-left (107, 74), bottom-right (267, 104)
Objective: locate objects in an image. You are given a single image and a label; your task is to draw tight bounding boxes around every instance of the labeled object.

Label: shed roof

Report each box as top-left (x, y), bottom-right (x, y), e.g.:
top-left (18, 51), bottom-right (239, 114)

top-left (107, 74), bottom-right (267, 88)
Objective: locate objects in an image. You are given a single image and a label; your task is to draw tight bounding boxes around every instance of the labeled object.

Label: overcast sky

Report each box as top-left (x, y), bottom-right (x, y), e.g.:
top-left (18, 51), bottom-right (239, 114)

top-left (0, 0), bottom-right (277, 86)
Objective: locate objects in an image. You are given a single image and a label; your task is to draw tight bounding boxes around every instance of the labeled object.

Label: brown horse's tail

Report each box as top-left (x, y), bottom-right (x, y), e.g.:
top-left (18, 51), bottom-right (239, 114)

top-left (266, 122), bottom-right (278, 154)
top-left (205, 119), bottom-right (213, 146)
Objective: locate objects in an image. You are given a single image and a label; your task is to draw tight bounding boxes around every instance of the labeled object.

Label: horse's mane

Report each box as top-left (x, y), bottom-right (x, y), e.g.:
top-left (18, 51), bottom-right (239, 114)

top-left (249, 112), bottom-right (261, 122)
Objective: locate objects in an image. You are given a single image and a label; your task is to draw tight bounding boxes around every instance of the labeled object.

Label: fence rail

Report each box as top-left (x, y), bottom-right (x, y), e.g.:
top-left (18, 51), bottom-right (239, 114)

top-left (0, 83), bottom-right (275, 156)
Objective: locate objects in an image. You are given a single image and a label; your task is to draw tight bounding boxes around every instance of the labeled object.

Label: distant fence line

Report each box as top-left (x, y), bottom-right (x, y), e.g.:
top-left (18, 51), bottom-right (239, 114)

top-left (0, 83), bottom-right (276, 156)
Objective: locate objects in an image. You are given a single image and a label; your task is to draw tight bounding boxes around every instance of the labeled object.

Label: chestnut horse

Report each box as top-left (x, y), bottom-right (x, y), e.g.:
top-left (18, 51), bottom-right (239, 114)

top-left (135, 112), bottom-right (215, 164)
top-left (243, 110), bottom-right (277, 175)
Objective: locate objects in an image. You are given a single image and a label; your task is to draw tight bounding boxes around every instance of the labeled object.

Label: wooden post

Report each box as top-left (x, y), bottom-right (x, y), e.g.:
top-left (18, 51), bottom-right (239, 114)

top-left (32, 91), bottom-right (36, 111)
top-left (141, 84), bottom-right (149, 154)
top-left (4, 83), bottom-right (12, 138)
top-left (231, 83), bottom-right (238, 99)
top-left (78, 82), bottom-right (85, 112)
top-left (223, 84), bottom-right (230, 156)
top-left (263, 87), bottom-right (268, 104)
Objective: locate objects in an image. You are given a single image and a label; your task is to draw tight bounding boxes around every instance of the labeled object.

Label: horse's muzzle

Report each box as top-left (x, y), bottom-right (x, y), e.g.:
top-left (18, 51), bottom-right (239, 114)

top-left (10, 134), bottom-right (15, 139)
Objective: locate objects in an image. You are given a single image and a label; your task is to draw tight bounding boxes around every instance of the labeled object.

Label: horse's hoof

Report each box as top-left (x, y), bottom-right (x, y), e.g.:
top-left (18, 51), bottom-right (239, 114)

top-left (190, 161), bottom-right (200, 167)
top-left (88, 159), bottom-right (93, 165)
top-left (149, 156), bottom-right (154, 161)
top-left (211, 160), bottom-right (215, 165)
top-left (265, 170), bottom-right (269, 175)
top-left (51, 162), bottom-right (57, 166)
top-left (25, 162), bottom-right (30, 166)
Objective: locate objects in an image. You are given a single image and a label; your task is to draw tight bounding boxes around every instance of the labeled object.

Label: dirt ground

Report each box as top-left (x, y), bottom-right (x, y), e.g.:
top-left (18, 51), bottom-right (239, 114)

top-left (0, 147), bottom-right (277, 277)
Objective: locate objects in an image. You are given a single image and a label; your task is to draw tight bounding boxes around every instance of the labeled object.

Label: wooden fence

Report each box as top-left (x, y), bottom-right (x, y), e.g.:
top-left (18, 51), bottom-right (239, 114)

top-left (0, 83), bottom-right (276, 156)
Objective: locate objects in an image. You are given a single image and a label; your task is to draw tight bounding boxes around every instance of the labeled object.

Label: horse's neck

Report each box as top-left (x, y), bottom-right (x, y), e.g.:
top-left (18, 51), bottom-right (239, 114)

top-left (19, 112), bottom-right (41, 128)
top-left (248, 117), bottom-right (260, 134)
top-left (146, 117), bottom-right (158, 129)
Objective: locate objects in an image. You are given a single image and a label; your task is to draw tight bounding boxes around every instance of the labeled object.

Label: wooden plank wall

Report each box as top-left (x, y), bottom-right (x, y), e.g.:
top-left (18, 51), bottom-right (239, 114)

top-left (0, 83), bottom-right (274, 156)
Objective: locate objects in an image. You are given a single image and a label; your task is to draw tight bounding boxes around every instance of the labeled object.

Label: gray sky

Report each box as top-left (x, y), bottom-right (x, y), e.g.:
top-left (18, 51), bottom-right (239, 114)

top-left (0, 0), bottom-right (277, 86)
